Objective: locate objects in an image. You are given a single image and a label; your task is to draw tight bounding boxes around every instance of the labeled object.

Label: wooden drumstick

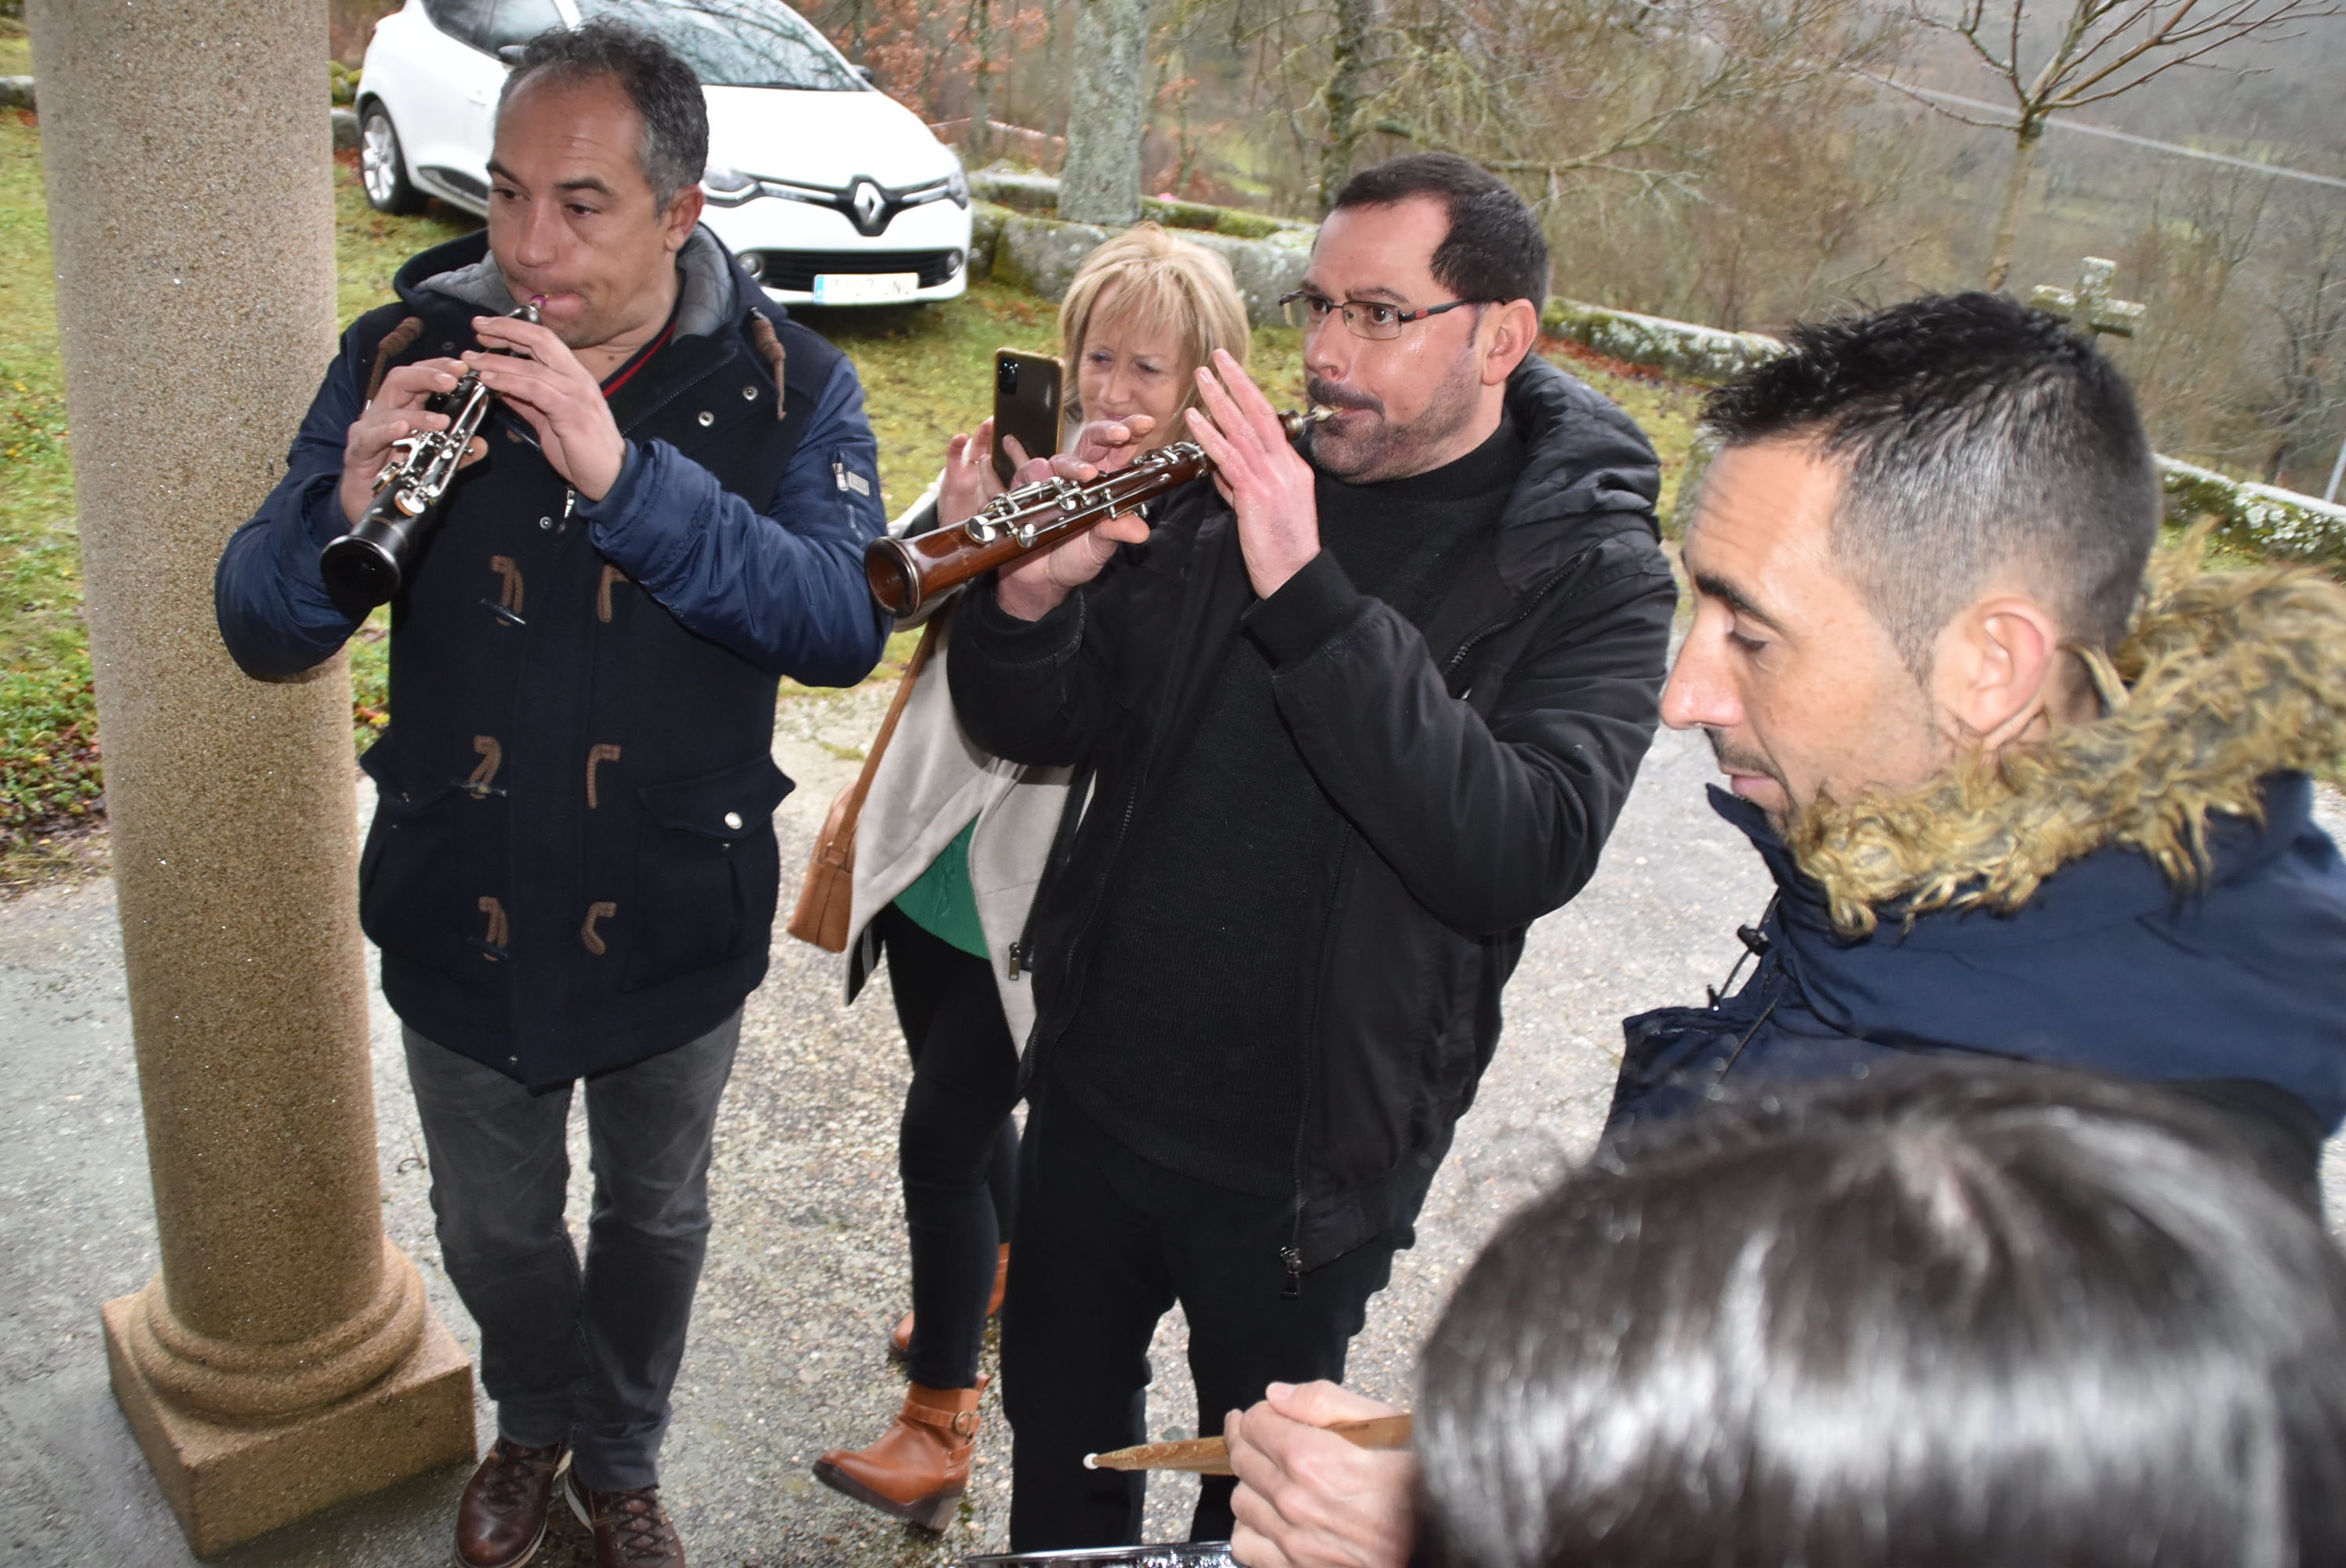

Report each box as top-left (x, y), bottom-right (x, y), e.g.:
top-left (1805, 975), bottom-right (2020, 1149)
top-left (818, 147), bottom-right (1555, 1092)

top-left (1084, 1413), bottom-right (1414, 1476)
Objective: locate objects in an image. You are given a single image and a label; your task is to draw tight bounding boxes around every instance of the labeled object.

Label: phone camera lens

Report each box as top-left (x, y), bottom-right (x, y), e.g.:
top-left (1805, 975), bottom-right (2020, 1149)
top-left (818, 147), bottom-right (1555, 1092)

top-left (997, 360), bottom-right (1019, 394)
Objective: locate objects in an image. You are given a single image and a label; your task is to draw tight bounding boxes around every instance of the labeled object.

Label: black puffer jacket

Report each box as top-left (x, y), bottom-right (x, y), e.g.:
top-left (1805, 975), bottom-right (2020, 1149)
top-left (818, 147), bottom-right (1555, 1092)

top-left (949, 356), bottom-right (1677, 1269)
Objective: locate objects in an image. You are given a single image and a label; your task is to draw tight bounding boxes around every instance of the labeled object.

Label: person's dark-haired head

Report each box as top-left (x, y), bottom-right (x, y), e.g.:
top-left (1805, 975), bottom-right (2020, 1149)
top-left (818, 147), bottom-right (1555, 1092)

top-left (485, 22), bottom-right (710, 354)
top-left (1416, 1064), bottom-right (2346, 1568)
top-left (1707, 292), bottom-right (2159, 670)
top-left (1291, 154), bottom-right (1548, 482)
top-left (1331, 152), bottom-right (1550, 312)
top-left (499, 20), bottom-right (710, 209)
top-left (1661, 294), bottom-right (2163, 826)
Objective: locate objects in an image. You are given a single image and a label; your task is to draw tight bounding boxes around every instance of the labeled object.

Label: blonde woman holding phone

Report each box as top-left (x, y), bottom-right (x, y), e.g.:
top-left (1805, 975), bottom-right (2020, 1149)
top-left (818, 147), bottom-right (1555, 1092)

top-left (810, 224), bottom-right (1252, 1530)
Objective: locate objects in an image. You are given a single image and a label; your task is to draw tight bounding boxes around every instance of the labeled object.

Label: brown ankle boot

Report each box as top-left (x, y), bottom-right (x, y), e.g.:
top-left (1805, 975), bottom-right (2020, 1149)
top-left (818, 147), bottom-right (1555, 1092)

top-left (811, 1383), bottom-right (982, 1531)
top-left (888, 1243), bottom-right (1011, 1360)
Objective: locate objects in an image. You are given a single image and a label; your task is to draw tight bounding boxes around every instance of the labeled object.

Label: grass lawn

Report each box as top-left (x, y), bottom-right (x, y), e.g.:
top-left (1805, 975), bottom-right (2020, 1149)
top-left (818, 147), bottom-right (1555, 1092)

top-left (0, 104), bottom-right (1713, 875)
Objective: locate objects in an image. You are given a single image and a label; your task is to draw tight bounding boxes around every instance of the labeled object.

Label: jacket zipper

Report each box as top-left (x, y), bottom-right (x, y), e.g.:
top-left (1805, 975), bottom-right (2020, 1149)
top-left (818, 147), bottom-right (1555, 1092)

top-left (1284, 835), bottom-right (1349, 1298)
top-left (1278, 557), bottom-right (1583, 1289)
top-left (1443, 559), bottom-right (1577, 677)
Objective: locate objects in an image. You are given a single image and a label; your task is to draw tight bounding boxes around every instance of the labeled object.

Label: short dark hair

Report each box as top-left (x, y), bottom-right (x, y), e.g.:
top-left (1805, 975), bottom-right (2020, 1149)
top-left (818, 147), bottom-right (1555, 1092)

top-left (1702, 292), bottom-right (2161, 670)
top-left (499, 20), bottom-right (709, 209)
top-left (1332, 152), bottom-right (1549, 310)
top-left (1416, 1063), bottom-right (2346, 1568)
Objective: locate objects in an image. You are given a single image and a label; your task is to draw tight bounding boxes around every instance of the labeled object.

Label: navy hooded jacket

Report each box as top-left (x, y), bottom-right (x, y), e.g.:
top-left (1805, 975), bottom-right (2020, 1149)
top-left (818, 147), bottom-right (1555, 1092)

top-left (215, 228), bottom-right (889, 1085)
top-left (1612, 777), bottom-right (2346, 1171)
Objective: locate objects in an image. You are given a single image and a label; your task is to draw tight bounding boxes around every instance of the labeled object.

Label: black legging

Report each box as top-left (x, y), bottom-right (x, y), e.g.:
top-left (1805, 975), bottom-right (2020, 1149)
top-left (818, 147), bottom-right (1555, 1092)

top-left (875, 903), bottom-right (1023, 1390)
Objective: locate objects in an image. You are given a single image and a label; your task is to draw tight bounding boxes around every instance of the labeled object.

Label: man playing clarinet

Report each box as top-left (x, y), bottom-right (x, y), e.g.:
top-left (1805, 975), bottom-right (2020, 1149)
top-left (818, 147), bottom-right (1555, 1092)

top-left (946, 151), bottom-right (1677, 1549)
top-left (215, 22), bottom-right (886, 1568)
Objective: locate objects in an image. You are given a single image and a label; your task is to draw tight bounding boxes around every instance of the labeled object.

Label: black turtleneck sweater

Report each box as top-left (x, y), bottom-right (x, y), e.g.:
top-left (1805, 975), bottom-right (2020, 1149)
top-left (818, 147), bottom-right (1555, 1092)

top-left (1053, 419), bottom-right (1530, 1196)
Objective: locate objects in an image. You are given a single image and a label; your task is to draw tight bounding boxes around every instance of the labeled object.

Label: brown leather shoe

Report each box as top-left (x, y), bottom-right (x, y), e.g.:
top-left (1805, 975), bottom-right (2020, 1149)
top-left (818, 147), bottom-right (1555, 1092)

top-left (563, 1472), bottom-right (685, 1568)
top-left (888, 1243), bottom-right (1011, 1359)
top-left (811, 1382), bottom-right (981, 1531)
top-left (453, 1438), bottom-right (568, 1568)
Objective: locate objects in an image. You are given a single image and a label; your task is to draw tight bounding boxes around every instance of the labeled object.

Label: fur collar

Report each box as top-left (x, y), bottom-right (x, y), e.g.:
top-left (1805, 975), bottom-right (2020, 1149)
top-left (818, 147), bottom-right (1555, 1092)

top-left (1785, 544), bottom-right (2346, 936)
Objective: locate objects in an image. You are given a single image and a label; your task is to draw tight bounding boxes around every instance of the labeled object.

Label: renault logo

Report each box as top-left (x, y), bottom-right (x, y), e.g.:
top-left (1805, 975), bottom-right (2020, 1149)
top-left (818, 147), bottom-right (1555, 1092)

top-left (850, 179), bottom-right (889, 234)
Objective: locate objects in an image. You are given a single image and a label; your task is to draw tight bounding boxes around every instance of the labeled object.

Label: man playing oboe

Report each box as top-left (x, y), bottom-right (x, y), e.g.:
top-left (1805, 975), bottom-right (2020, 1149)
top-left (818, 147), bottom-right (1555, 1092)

top-left (946, 151), bottom-right (1678, 1548)
top-left (215, 22), bottom-right (886, 1568)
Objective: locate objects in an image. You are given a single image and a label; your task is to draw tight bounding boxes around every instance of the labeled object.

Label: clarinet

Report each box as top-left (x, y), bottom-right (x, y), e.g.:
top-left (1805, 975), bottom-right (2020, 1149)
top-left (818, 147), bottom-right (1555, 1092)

top-left (865, 406), bottom-right (1336, 620)
top-left (319, 299), bottom-right (543, 617)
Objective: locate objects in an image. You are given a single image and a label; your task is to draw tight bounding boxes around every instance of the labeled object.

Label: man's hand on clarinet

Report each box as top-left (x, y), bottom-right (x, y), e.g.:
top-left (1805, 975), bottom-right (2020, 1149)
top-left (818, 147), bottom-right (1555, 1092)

top-left (1226, 1381), bottom-right (1417, 1568)
top-left (463, 312), bottom-right (627, 503)
top-left (992, 414), bottom-right (1158, 622)
top-left (339, 357), bottom-right (483, 528)
top-left (1186, 348), bottom-right (1320, 600)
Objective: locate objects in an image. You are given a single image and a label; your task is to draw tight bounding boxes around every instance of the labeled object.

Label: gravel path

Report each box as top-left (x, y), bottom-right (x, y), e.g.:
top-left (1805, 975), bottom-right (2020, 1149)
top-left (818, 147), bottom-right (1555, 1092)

top-left (2, 682), bottom-right (2341, 1566)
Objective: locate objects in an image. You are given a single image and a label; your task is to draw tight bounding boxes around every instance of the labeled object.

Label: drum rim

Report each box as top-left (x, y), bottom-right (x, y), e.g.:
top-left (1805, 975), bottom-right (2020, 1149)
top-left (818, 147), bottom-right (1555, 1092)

top-left (951, 1543), bottom-right (1235, 1566)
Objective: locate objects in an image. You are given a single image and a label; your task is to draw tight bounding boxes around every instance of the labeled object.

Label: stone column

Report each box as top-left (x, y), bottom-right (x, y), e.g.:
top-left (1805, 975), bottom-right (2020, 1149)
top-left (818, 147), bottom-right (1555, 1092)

top-left (26, 1), bottom-right (474, 1554)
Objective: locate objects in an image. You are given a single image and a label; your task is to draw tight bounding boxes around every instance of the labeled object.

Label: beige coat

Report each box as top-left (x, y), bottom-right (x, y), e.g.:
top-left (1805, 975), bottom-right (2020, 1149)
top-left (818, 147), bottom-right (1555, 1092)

top-left (843, 613), bottom-right (1076, 1044)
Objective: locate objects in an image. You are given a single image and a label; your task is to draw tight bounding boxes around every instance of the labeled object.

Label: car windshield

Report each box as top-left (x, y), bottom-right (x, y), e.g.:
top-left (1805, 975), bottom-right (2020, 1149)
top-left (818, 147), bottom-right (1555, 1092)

top-left (572, 0), bottom-right (864, 91)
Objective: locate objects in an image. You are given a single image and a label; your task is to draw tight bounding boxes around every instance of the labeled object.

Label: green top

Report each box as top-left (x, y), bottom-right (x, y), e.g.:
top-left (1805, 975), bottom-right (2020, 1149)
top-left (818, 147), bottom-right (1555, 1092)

top-left (892, 816), bottom-right (990, 960)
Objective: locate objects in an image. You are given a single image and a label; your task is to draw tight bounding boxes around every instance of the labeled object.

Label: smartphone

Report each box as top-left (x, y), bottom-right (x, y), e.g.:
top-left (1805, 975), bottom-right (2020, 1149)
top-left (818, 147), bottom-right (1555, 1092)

top-left (992, 349), bottom-right (1063, 485)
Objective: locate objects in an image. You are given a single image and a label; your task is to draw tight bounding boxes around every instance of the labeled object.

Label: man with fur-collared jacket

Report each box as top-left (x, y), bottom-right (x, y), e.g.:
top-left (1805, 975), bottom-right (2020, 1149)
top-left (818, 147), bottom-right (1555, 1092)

top-left (213, 24), bottom-right (885, 1568)
top-left (1220, 292), bottom-right (2346, 1568)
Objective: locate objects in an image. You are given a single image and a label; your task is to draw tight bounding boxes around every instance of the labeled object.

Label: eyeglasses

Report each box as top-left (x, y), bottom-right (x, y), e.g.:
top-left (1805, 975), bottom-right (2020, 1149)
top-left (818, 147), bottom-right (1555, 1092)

top-left (1278, 289), bottom-right (1491, 341)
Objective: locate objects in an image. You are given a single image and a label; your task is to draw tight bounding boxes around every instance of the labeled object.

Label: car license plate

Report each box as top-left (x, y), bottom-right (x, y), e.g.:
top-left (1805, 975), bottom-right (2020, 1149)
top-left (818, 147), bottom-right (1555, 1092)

top-left (813, 271), bottom-right (918, 304)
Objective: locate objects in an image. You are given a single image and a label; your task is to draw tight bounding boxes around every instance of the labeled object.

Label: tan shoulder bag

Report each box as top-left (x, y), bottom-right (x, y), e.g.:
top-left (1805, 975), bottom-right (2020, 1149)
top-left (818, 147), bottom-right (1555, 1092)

top-left (785, 621), bottom-right (940, 953)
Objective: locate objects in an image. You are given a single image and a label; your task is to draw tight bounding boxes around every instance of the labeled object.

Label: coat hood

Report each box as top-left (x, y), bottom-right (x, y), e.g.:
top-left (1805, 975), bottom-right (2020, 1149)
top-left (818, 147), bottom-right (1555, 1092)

top-left (1786, 550), bottom-right (2346, 936)
top-left (1489, 355), bottom-right (1663, 593)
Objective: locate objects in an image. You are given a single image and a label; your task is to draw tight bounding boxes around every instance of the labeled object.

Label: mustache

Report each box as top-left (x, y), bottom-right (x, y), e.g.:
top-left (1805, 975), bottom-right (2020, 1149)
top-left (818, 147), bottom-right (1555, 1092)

top-left (1306, 376), bottom-right (1382, 416)
top-left (1704, 728), bottom-right (1781, 784)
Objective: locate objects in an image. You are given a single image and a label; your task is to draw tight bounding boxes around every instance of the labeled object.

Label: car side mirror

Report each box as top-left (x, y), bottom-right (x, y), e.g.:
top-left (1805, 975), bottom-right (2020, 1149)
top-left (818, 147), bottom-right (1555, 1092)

top-left (496, 42), bottom-right (527, 64)
top-left (852, 64), bottom-right (874, 83)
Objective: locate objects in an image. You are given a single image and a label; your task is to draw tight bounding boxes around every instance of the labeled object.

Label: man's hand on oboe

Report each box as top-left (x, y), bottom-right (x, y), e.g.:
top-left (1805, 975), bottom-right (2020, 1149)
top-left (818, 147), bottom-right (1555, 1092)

top-left (340, 357), bottom-right (482, 528)
top-left (991, 415), bottom-right (1157, 623)
top-left (464, 313), bottom-right (627, 502)
top-left (1187, 349), bottom-right (1320, 600)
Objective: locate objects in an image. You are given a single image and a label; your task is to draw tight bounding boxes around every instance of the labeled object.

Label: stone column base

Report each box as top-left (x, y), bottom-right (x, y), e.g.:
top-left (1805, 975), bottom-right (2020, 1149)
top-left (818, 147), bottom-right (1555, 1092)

top-left (101, 1294), bottom-right (477, 1555)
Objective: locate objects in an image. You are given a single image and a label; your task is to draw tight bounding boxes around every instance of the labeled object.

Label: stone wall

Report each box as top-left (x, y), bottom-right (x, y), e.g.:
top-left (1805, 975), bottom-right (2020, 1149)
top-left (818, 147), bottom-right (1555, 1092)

top-left (966, 194), bottom-right (1310, 328)
top-left (1542, 296), bottom-right (2346, 564)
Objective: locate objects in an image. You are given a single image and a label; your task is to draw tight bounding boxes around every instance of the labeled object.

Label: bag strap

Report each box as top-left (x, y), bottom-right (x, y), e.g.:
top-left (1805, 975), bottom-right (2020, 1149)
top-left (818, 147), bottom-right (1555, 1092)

top-left (835, 617), bottom-right (939, 826)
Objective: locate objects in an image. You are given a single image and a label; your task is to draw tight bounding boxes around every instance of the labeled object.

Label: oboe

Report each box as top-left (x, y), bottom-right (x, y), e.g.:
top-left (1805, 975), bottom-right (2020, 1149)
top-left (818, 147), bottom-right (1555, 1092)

top-left (319, 299), bottom-right (543, 617)
top-left (865, 405), bottom-right (1336, 619)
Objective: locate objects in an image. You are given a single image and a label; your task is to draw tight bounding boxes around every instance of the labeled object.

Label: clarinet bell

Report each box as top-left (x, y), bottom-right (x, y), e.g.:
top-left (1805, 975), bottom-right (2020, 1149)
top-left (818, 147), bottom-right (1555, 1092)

top-left (321, 487), bottom-right (435, 619)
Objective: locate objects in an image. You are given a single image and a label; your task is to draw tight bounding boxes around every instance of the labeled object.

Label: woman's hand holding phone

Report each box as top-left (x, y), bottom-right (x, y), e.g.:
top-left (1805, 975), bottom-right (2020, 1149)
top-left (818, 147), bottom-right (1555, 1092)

top-left (939, 416), bottom-right (1007, 528)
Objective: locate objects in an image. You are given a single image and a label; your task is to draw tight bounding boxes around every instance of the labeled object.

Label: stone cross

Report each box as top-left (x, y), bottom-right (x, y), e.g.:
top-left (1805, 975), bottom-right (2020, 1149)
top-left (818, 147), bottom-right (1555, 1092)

top-left (2029, 256), bottom-right (2148, 339)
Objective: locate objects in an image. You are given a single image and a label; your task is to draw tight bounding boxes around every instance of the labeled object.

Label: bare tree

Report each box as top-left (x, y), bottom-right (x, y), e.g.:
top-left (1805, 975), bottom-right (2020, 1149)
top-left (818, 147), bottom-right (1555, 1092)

top-left (1061, 0), bottom-right (1155, 225)
top-left (1323, 0), bottom-right (1901, 205)
top-left (2253, 207), bottom-right (2345, 487)
top-left (1316, 0), bottom-right (1377, 212)
top-left (965, 0), bottom-right (997, 164)
top-left (1897, 0), bottom-right (2343, 289)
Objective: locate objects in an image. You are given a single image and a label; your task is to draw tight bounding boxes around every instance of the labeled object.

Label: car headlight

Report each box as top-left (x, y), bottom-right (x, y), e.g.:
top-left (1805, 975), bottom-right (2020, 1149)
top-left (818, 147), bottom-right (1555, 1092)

top-left (703, 166), bottom-right (758, 206)
top-left (946, 165), bottom-right (969, 209)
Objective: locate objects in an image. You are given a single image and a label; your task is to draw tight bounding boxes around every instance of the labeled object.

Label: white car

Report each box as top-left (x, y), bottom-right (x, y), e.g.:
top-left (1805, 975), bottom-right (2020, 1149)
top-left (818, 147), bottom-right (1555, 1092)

top-left (357, 0), bottom-right (973, 307)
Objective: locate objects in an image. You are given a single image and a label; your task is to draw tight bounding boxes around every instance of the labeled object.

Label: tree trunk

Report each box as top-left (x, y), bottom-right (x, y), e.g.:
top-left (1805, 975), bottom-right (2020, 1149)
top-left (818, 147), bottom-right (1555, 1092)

top-left (966, 0), bottom-right (993, 165)
top-left (1984, 116), bottom-right (2046, 292)
top-left (1059, 0), bottom-right (1152, 228)
top-left (1316, 0), bottom-right (1375, 215)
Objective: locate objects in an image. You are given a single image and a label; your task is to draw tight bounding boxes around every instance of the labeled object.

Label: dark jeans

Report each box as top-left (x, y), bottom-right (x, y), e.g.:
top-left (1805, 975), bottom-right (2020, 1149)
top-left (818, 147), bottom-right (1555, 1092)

top-left (1002, 1091), bottom-right (1401, 1550)
top-left (403, 1012), bottom-right (739, 1491)
top-left (877, 905), bottom-right (1022, 1389)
